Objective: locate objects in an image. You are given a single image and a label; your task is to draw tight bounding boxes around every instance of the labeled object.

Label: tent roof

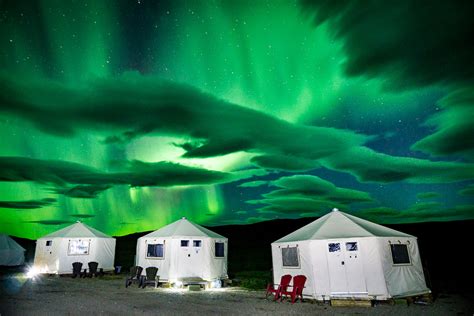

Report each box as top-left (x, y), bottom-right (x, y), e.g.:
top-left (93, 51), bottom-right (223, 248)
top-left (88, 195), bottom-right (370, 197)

top-left (141, 217), bottom-right (226, 239)
top-left (0, 234), bottom-right (25, 251)
top-left (275, 209), bottom-right (413, 243)
top-left (39, 222), bottom-right (113, 239)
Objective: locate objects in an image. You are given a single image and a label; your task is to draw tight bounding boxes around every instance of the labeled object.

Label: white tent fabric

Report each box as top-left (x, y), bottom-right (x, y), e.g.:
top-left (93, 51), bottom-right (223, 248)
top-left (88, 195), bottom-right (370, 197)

top-left (0, 234), bottom-right (25, 266)
top-left (271, 209), bottom-right (430, 300)
top-left (33, 222), bottom-right (116, 274)
top-left (136, 217), bottom-right (228, 283)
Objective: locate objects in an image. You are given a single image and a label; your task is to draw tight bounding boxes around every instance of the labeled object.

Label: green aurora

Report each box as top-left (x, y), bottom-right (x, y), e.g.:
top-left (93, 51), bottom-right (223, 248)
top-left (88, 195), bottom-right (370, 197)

top-left (0, 0), bottom-right (473, 239)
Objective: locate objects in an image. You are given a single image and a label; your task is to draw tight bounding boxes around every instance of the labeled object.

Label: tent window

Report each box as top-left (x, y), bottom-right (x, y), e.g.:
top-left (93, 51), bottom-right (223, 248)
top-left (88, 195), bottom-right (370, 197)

top-left (181, 240), bottom-right (189, 247)
top-left (346, 242), bottom-right (358, 251)
top-left (147, 244), bottom-right (164, 258)
top-left (328, 243), bottom-right (341, 253)
top-left (390, 244), bottom-right (411, 265)
top-left (215, 242), bottom-right (225, 257)
top-left (68, 240), bottom-right (90, 255)
top-left (282, 247), bottom-right (299, 267)
top-left (193, 240), bottom-right (202, 247)
top-left (46, 240), bottom-right (52, 246)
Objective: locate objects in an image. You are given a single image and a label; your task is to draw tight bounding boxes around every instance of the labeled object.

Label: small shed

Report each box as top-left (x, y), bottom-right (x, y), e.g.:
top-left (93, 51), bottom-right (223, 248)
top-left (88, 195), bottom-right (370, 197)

top-left (33, 222), bottom-right (116, 274)
top-left (0, 234), bottom-right (25, 266)
top-left (271, 209), bottom-right (430, 300)
top-left (135, 217), bottom-right (228, 284)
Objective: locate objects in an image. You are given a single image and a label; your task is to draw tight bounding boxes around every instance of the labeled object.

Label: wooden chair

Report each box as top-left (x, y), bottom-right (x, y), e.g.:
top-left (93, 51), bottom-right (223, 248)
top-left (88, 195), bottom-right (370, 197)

top-left (140, 267), bottom-right (159, 289)
top-left (87, 261), bottom-right (99, 278)
top-left (125, 266), bottom-right (143, 288)
top-left (71, 262), bottom-right (83, 278)
top-left (265, 274), bottom-right (292, 301)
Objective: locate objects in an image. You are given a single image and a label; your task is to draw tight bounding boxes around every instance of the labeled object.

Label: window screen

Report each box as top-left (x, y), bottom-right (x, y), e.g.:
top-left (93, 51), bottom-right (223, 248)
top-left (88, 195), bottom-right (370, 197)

top-left (328, 243), bottom-right (341, 253)
top-left (68, 240), bottom-right (90, 255)
top-left (193, 240), bottom-right (202, 247)
top-left (282, 247), bottom-right (299, 267)
top-left (147, 244), bottom-right (164, 258)
top-left (181, 240), bottom-right (189, 247)
top-left (346, 242), bottom-right (358, 251)
top-left (46, 240), bottom-right (52, 246)
top-left (215, 242), bottom-right (225, 257)
top-left (390, 244), bottom-right (410, 264)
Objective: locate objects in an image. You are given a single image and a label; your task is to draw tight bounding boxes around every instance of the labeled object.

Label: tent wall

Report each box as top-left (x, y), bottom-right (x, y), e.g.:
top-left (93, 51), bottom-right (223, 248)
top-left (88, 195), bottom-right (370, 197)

top-left (0, 249), bottom-right (25, 266)
top-left (357, 237), bottom-right (388, 299)
top-left (271, 241), bottom-right (315, 298)
top-left (272, 238), bottom-right (392, 300)
top-left (136, 236), bottom-right (228, 282)
top-left (378, 237), bottom-right (429, 298)
top-left (34, 237), bottom-right (116, 274)
top-left (34, 237), bottom-right (62, 273)
top-left (208, 238), bottom-right (228, 280)
top-left (136, 237), bottom-right (171, 280)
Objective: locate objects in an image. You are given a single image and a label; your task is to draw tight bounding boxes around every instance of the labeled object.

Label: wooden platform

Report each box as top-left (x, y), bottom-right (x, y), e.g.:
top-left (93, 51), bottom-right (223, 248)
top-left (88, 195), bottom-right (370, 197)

top-left (330, 299), bottom-right (372, 307)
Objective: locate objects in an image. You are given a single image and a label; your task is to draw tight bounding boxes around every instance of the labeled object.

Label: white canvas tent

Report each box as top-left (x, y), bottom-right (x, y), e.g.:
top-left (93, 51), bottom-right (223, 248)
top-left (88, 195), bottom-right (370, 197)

top-left (271, 209), bottom-right (430, 300)
top-left (136, 217), bottom-right (228, 284)
top-left (33, 222), bottom-right (116, 274)
top-left (0, 234), bottom-right (25, 266)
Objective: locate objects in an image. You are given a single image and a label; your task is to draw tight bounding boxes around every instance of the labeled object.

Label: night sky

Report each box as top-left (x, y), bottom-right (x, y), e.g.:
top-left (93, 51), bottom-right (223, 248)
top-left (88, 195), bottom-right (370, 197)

top-left (0, 0), bottom-right (473, 239)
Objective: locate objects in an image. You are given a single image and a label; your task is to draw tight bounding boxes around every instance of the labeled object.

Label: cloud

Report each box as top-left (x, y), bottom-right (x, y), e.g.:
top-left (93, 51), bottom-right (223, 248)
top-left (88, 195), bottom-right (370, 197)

top-left (458, 184), bottom-right (474, 196)
top-left (301, 2), bottom-right (474, 161)
top-left (69, 214), bottom-right (96, 219)
top-left (0, 198), bottom-right (56, 209)
top-left (416, 192), bottom-right (441, 199)
top-left (23, 220), bottom-right (75, 225)
top-left (322, 147), bottom-right (474, 183)
top-left (300, 0), bottom-right (474, 89)
top-left (0, 156), bottom-right (265, 190)
top-left (355, 203), bottom-right (474, 224)
top-left (411, 89), bottom-right (474, 158)
top-left (238, 180), bottom-right (269, 188)
top-left (0, 72), bottom-right (367, 162)
top-left (54, 185), bottom-right (112, 198)
top-left (249, 175), bottom-right (374, 215)
top-left (256, 198), bottom-right (344, 214)
top-left (250, 154), bottom-right (321, 171)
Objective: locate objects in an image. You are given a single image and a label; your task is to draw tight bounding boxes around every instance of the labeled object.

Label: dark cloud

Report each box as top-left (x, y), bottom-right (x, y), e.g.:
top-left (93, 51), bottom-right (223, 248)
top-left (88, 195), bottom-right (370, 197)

top-left (238, 180), bottom-right (269, 188)
top-left (249, 175), bottom-right (373, 215)
top-left (0, 72), bottom-right (367, 161)
top-left (322, 147), bottom-right (474, 183)
top-left (55, 185), bottom-right (112, 198)
top-left (416, 192), bottom-right (441, 199)
top-left (0, 198), bottom-right (56, 209)
top-left (1, 73), bottom-right (473, 185)
top-left (355, 203), bottom-right (474, 224)
top-left (69, 214), bottom-right (96, 219)
top-left (301, 1), bottom-right (474, 162)
top-left (0, 156), bottom-right (264, 189)
top-left (267, 175), bottom-right (373, 204)
top-left (411, 89), bottom-right (474, 158)
top-left (250, 154), bottom-right (320, 171)
top-left (23, 220), bottom-right (75, 225)
top-left (300, 0), bottom-right (474, 89)
top-left (458, 184), bottom-right (474, 196)
top-left (256, 198), bottom-right (344, 214)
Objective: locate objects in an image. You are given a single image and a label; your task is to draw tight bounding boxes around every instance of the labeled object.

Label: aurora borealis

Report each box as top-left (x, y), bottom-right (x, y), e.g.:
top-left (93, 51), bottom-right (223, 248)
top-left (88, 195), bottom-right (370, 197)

top-left (0, 0), bottom-right (473, 239)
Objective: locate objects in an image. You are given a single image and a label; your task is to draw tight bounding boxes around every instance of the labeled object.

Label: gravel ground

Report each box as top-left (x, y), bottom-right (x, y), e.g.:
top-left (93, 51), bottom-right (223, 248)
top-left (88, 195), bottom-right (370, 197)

top-left (0, 274), bottom-right (472, 315)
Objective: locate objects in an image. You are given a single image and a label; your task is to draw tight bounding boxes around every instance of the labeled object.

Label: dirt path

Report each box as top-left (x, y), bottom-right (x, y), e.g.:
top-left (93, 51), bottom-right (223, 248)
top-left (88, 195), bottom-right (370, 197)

top-left (1, 274), bottom-right (472, 315)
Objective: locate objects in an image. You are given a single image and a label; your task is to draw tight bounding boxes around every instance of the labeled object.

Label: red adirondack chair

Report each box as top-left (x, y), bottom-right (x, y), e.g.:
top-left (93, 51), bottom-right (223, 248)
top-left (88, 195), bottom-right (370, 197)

top-left (280, 275), bottom-right (307, 303)
top-left (266, 274), bottom-right (292, 301)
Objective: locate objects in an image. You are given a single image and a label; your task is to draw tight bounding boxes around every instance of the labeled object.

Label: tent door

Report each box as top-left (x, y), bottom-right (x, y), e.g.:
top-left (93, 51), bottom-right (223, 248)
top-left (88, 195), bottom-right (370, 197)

top-left (176, 239), bottom-right (203, 278)
top-left (327, 241), bottom-right (367, 297)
